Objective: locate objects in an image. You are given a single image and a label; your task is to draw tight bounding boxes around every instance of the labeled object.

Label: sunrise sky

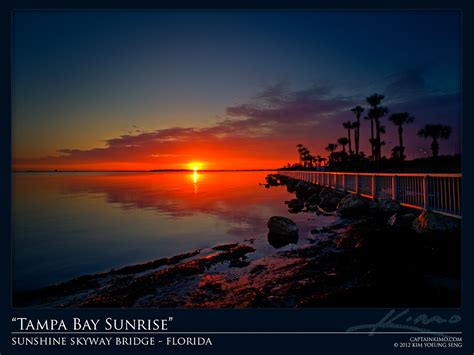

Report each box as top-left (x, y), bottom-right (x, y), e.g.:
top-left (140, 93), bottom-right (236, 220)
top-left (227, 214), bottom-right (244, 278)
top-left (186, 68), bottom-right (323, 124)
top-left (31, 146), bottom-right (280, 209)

top-left (13, 10), bottom-right (461, 171)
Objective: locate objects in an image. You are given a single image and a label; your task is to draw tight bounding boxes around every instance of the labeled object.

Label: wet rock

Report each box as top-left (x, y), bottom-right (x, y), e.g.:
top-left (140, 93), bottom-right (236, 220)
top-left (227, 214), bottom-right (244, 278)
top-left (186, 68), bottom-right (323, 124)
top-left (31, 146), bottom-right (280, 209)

top-left (336, 194), bottom-right (369, 217)
top-left (412, 210), bottom-right (460, 234)
top-left (376, 199), bottom-right (401, 215)
top-left (213, 243), bottom-right (239, 251)
top-left (268, 233), bottom-right (298, 248)
top-left (387, 213), bottom-right (416, 229)
top-left (265, 174), bottom-right (280, 186)
top-left (268, 216), bottom-right (298, 235)
top-left (288, 198), bottom-right (305, 212)
top-left (295, 181), bottom-right (312, 199)
top-left (318, 188), bottom-right (343, 212)
top-left (285, 179), bottom-right (298, 192)
top-left (306, 193), bottom-right (320, 204)
top-left (250, 264), bottom-right (267, 276)
top-left (267, 216), bottom-right (299, 248)
top-left (305, 204), bottom-right (318, 212)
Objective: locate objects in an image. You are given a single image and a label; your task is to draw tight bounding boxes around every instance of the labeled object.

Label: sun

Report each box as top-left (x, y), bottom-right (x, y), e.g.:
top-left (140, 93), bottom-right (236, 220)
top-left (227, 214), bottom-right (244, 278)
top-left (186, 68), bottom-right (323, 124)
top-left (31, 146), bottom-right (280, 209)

top-left (188, 162), bottom-right (203, 171)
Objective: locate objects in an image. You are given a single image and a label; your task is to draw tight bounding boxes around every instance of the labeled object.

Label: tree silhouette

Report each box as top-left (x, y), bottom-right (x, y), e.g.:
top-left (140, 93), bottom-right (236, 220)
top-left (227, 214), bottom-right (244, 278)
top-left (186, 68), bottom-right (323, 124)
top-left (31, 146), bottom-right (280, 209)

top-left (296, 144), bottom-right (304, 165)
top-left (325, 143), bottom-right (338, 165)
top-left (366, 94), bottom-right (388, 162)
top-left (337, 137), bottom-right (349, 153)
top-left (364, 114), bottom-right (375, 160)
top-left (342, 121), bottom-right (354, 156)
top-left (417, 124), bottom-right (451, 158)
top-left (389, 112), bottom-right (415, 160)
top-left (350, 106), bottom-right (364, 156)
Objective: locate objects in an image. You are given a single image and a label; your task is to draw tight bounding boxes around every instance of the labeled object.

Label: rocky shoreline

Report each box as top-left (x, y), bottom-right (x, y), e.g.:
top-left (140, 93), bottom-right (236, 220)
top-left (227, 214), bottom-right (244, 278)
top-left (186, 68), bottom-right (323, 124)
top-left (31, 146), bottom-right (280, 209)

top-left (14, 173), bottom-right (461, 308)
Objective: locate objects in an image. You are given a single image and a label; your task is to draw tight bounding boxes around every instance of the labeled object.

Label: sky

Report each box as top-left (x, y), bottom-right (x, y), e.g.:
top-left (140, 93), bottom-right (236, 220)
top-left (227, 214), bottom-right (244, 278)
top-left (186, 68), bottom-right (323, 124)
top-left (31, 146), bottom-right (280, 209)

top-left (12, 10), bottom-right (461, 170)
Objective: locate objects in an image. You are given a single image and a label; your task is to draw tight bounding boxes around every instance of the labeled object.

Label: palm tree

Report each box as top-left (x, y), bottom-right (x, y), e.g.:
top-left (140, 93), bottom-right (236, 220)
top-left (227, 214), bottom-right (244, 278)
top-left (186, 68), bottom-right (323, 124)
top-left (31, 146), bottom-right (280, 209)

top-left (389, 112), bottom-right (415, 160)
top-left (307, 154), bottom-right (315, 168)
top-left (325, 143), bottom-right (338, 154)
top-left (417, 124), bottom-right (451, 158)
top-left (342, 121), bottom-right (354, 155)
top-left (301, 147), bottom-right (309, 168)
top-left (337, 137), bottom-right (349, 153)
top-left (364, 114), bottom-right (375, 160)
top-left (325, 143), bottom-right (338, 165)
top-left (315, 155), bottom-right (323, 167)
top-left (296, 144), bottom-right (303, 165)
top-left (350, 106), bottom-right (364, 156)
top-left (366, 94), bottom-right (388, 162)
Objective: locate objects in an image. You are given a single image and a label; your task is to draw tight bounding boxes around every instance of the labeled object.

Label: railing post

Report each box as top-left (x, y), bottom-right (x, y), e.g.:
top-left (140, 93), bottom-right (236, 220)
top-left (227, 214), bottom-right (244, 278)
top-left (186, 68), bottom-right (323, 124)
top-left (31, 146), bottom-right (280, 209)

top-left (355, 174), bottom-right (359, 194)
top-left (423, 175), bottom-right (429, 209)
top-left (371, 174), bottom-right (376, 200)
top-left (392, 175), bottom-right (397, 200)
top-left (342, 174), bottom-right (345, 192)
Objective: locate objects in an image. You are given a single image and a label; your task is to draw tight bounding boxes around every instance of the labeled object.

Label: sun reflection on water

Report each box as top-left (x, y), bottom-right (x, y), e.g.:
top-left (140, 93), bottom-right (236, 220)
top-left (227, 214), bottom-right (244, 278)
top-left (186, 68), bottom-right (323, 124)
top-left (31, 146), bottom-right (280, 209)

top-left (193, 170), bottom-right (198, 193)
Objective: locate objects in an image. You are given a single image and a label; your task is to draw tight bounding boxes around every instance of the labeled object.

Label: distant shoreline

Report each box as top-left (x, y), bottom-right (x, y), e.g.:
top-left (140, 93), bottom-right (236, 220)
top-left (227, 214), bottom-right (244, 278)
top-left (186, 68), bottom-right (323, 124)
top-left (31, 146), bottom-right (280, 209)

top-left (13, 169), bottom-right (278, 173)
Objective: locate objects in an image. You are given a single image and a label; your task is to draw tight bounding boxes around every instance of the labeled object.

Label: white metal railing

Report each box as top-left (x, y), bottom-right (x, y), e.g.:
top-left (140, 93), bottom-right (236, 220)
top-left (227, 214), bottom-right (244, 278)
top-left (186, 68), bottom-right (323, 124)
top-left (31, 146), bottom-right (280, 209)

top-left (279, 170), bottom-right (462, 219)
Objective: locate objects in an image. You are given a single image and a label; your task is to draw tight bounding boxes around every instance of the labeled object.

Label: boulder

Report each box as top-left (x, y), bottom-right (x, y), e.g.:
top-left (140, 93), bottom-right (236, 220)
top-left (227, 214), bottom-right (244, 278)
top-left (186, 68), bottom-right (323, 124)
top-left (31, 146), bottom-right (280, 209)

top-left (336, 194), bottom-right (369, 217)
top-left (278, 174), bottom-right (290, 184)
top-left (265, 174), bottom-right (280, 186)
top-left (387, 212), bottom-right (416, 229)
top-left (376, 199), bottom-right (401, 215)
top-left (295, 181), bottom-right (312, 199)
top-left (306, 192), bottom-right (320, 204)
top-left (288, 198), bottom-right (305, 212)
top-left (318, 188), bottom-right (343, 212)
top-left (267, 216), bottom-right (299, 248)
top-left (286, 179), bottom-right (298, 192)
top-left (412, 210), bottom-right (460, 234)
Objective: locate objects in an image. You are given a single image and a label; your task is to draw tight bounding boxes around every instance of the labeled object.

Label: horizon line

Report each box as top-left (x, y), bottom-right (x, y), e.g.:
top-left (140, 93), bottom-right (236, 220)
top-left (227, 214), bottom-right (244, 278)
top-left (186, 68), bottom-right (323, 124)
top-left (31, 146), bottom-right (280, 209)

top-left (12, 168), bottom-right (279, 173)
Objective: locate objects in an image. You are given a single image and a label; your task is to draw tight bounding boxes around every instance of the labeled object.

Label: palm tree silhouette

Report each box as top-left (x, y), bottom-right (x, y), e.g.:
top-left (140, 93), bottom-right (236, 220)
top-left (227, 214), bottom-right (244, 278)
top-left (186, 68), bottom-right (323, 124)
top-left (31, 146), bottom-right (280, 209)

top-left (389, 112), bottom-right (415, 160)
top-left (364, 114), bottom-right (375, 160)
top-left (366, 94), bottom-right (388, 162)
top-left (337, 137), bottom-right (349, 153)
top-left (325, 143), bottom-right (338, 164)
top-left (342, 121), bottom-right (354, 156)
top-left (417, 124), bottom-right (451, 158)
top-left (296, 144), bottom-right (304, 165)
top-left (350, 106), bottom-right (364, 156)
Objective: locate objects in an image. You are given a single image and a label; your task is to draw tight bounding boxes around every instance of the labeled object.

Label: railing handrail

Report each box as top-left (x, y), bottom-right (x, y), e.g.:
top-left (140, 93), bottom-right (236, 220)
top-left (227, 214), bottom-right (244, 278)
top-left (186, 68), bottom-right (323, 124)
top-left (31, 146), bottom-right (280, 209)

top-left (279, 170), bottom-right (462, 219)
top-left (277, 170), bottom-right (461, 178)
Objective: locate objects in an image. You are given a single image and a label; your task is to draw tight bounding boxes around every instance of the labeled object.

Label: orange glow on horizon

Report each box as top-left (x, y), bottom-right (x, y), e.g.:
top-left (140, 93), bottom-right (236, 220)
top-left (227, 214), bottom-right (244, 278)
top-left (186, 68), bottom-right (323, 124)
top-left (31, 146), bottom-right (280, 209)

top-left (188, 162), bottom-right (203, 171)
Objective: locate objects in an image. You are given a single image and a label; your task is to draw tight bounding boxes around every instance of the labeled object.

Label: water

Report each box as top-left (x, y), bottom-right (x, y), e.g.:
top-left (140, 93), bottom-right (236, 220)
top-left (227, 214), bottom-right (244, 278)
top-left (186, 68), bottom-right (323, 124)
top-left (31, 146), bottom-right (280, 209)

top-left (12, 171), bottom-right (335, 292)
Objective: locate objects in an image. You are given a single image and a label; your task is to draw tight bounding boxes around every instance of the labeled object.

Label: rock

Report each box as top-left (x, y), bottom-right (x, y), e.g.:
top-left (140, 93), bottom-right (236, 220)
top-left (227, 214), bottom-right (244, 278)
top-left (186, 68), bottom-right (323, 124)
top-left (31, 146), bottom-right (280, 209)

top-left (288, 198), bottom-right (304, 212)
top-left (336, 194), bottom-right (369, 217)
top-left (318, 188), bottom-right (343, 212)
top-left (295, 181), bottom-right (312, 199)
top-left (376, 199), bottom-right (401, 215)
top-left (277, 174), bottom-right (290, 184)
top-left (306, 193), bottom-right (320, 204)
top-left (286, 179), bottom-right (298, 192)
top-left (265, 174), bottom-right (280, 186)
top-left (412, 210), bottom-right (460, 234)
top-left (387, 213), bottom-right (416, 229)
top-left (267, 216), bottom-right (299, 248)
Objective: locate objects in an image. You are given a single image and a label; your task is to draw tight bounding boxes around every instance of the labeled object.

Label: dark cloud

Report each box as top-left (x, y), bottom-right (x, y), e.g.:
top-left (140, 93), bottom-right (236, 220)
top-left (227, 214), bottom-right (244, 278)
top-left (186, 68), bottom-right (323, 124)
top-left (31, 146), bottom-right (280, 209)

top-left (384, 67), bottom-right (430, 99)
top-left (226, 82), bottom-right (352, 125)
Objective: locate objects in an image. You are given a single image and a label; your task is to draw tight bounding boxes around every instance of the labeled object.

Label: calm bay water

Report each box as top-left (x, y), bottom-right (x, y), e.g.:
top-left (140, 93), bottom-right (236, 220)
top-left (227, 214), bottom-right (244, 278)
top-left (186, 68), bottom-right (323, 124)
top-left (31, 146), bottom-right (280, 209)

top-left (13, 171), bottom-right (335, 292)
